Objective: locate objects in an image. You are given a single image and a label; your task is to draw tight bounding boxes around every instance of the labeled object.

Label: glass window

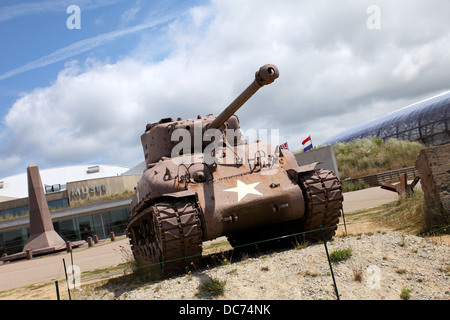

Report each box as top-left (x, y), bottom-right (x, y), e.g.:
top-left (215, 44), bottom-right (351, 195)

top-left (101, 211), bottom-right (112, 237)
top-left (3, 229), bottom-right (24, 255)
top-left (47, 198), bottom-right (69, 210)
top-left (57, 219), bottom-right (78, 242)
top-left (15, 206), bottom-right (29, 217)
top-left (0, 232), bottom-right (5, 256)
top-left (0, 208), bottom-right (15, 219)
top-left (76, 216), bottom-right (94, 241)
top-left (110, 208), bottom-right (129, 236)
top-left (92, 214), bottom-right (106, 240)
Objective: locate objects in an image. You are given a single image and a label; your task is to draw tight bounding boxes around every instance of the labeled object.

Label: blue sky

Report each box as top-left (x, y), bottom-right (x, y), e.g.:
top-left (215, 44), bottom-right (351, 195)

top-left (0, 0), bottom-right (199, 111)
top-left (1, 0), bottom-right (450, 178)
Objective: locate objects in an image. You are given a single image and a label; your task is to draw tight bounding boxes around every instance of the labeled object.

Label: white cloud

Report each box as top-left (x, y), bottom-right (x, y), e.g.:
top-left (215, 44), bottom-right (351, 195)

top-left (1, 0), bottom-right (450, 178)
top-left (0, 155), bottom-right (21, 174)
top-left (119, 0), bottom-right (142, 27)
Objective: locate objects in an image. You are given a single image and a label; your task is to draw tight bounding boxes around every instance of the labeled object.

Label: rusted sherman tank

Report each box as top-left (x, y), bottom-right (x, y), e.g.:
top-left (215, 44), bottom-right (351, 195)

top-left (127, 64), bottom-right (343, 275)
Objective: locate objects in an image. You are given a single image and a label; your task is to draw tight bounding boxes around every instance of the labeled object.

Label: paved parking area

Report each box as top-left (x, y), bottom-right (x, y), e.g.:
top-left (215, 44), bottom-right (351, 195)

top-left (0, 236), bottom-right (131, 292)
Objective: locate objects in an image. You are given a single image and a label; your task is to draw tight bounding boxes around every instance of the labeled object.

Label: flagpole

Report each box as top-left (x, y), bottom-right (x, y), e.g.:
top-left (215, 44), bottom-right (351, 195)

top-left (310, 135), bottom-right (317, 162)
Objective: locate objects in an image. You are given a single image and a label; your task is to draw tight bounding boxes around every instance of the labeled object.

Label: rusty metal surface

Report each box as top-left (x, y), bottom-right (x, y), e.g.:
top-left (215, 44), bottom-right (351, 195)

top-left (128, 200), bottom-right (203, 275)
top-left (299, 169), bottom-right (343, 241)
top-left (127, 64), bottom-right (344, 276)
top-left (381, 173), bottom-right (420, 195)
top-left (208, 64), bottom-right (279, 130)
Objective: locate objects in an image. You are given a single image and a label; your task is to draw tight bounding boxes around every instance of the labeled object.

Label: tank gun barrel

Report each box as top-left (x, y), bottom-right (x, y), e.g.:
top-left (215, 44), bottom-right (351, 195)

top-left (208, 64), bottom-right (279, 130)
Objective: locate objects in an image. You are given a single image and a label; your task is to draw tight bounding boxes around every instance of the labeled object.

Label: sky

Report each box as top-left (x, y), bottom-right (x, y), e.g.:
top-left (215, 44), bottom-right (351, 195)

top-left (1, 0), bottom-right (450, 179)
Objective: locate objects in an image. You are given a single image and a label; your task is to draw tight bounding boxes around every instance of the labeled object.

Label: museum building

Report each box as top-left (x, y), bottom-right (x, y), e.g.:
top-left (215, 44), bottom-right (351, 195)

top-left (0, 163), bottom-right (145, 256)
top-left (323, 90), bottom-right (450, 146)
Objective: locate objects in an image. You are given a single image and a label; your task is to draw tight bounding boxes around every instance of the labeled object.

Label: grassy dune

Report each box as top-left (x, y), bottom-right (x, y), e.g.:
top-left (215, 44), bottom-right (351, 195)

top-left (333, 138), bottom-right (425, 180)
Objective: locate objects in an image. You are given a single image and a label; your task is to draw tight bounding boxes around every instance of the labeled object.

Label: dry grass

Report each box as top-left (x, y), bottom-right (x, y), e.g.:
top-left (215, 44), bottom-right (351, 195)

top-left (376, 189), bottom-right (428, 235)
top-left (333, 138), bottom-right (425, 180)
top-left (195, 276), bottom-right (227, 297)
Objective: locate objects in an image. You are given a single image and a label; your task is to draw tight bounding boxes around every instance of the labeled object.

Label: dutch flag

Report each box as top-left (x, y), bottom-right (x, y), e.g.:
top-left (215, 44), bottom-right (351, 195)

top-left (302, 135), bottom-right (313, 152)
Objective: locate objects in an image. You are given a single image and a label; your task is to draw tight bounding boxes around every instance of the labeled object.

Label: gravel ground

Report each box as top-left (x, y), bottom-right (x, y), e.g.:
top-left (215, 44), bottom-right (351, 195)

top-left (79, 232), bottom-right (449, 300)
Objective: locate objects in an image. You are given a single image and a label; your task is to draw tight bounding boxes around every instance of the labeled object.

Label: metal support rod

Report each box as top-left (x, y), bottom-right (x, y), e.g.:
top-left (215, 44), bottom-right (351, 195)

top-left (55, 280), bottom-right (60, 300)
top-left (70, 250), bottom-right (75, 288)
top-left (62, 258), bottom-right (71, 300)
top-left (341, 208), bottom-right (348, 236)
top-left (320, 226), bottom-right (340, 300)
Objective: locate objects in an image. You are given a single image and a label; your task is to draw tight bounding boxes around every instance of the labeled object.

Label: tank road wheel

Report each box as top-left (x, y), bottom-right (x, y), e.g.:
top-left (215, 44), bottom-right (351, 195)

top-left (128, 199), bottom-right (203, 277)
top-left (299, 169), bottom-right (343, 242)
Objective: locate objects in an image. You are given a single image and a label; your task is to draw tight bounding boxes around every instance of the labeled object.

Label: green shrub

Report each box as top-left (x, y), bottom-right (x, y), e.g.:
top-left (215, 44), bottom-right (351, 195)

top-left (329, 248), bottom-right (353, 263)
top-left (333, 138), bottom-right (425, 180)
top-left (341, 179), bottom-right (370, 192)
top-left (196, 276), bottom-right (227, 297)
top-left (400, 288), bottom-right (412, 300)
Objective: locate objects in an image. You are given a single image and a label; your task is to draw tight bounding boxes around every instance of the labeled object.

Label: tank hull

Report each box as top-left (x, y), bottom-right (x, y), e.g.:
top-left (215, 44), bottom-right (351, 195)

top-left (125, 63), bottom-right (343, 276)
top-left (127, 142), bottom-right (342, 276)
top-left (188, 167), bottom-right (305, 240)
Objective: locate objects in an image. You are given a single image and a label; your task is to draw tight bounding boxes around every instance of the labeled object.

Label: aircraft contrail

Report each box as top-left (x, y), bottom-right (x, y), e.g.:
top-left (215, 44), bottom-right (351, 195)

top-left (0, 18), bottom-right (170, 81)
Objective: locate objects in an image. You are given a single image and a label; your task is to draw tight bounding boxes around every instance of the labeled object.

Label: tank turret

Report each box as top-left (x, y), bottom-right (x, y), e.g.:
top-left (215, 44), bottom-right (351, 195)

top-left (140, 64), bottom-right (279, 167)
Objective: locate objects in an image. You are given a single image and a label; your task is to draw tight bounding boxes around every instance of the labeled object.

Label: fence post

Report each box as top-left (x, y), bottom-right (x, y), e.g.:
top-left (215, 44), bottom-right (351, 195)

top-left (62, 258), bottom-right (71, 300)
top-left (70, 250), bottom-right (75, 288)
top-left (87, 236), bottom-right (94, 247)
top-left (341, 208), bottom-right (348, 236)
top-left (55, 280), bottom-right (60, 300)
top-left (320, 226), bottom-right (340, 300)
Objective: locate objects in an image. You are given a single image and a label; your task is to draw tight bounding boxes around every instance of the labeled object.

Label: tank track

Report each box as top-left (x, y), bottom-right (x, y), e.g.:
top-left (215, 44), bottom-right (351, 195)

top-left (299, 168), bottom-right (343, 242)
top-left (127, 199), bottom-right (203, 276)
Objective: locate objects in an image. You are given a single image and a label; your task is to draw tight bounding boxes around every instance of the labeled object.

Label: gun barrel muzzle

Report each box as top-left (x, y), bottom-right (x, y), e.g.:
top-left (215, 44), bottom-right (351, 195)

top-left (208, 64), bottom-right (279, 130)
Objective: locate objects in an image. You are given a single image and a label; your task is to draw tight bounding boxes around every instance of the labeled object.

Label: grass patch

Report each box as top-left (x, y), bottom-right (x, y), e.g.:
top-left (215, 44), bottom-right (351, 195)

top-left (202, 238), bottom-right (233, 256)
top-left (196, 276), bottom-right (227, 297)
top-left (376, 189), bottom-right (428, 235)
top-left (395, 269), bottom-right (407, 275)
top-left (329, 248), bottom-right (353, 263)
top-left (80, 262), bottom-right (130, 279)
top-left (340, 189), bottom-right (432, 237)
top-left (293, 240), bottom-right (309, 250)
top-left (400, 288), bottom-right (412, 300)
top-left (333, 138), bottom-right (425, 180)
top-left (341, 179), bottom-right (370, 192)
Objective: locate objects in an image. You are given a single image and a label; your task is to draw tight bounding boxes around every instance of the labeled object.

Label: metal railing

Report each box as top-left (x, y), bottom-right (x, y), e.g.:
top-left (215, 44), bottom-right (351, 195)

top-left (344, 166), bottom-right (419, 187)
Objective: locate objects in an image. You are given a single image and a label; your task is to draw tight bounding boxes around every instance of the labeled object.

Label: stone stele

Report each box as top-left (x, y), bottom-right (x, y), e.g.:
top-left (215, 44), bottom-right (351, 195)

top-left (1, 163), bottom-right (84, 262)
top-left (23, 163), bottom-right (67, 251)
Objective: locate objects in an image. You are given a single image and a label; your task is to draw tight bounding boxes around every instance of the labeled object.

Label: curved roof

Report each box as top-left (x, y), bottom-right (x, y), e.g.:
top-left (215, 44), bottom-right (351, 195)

top-left (323, 90), bottom-right (450, 146)
top-left (0, 164), bottom-right (130, 199)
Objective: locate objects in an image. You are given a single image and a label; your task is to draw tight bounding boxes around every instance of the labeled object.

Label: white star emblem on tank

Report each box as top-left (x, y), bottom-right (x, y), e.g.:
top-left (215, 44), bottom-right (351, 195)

top-left (224, 180), bottom-right (263, 202)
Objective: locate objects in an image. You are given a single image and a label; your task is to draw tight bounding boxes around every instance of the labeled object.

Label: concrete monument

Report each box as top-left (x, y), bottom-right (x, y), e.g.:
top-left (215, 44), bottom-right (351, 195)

top-left (1, 163), bottom-right (84, 262)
